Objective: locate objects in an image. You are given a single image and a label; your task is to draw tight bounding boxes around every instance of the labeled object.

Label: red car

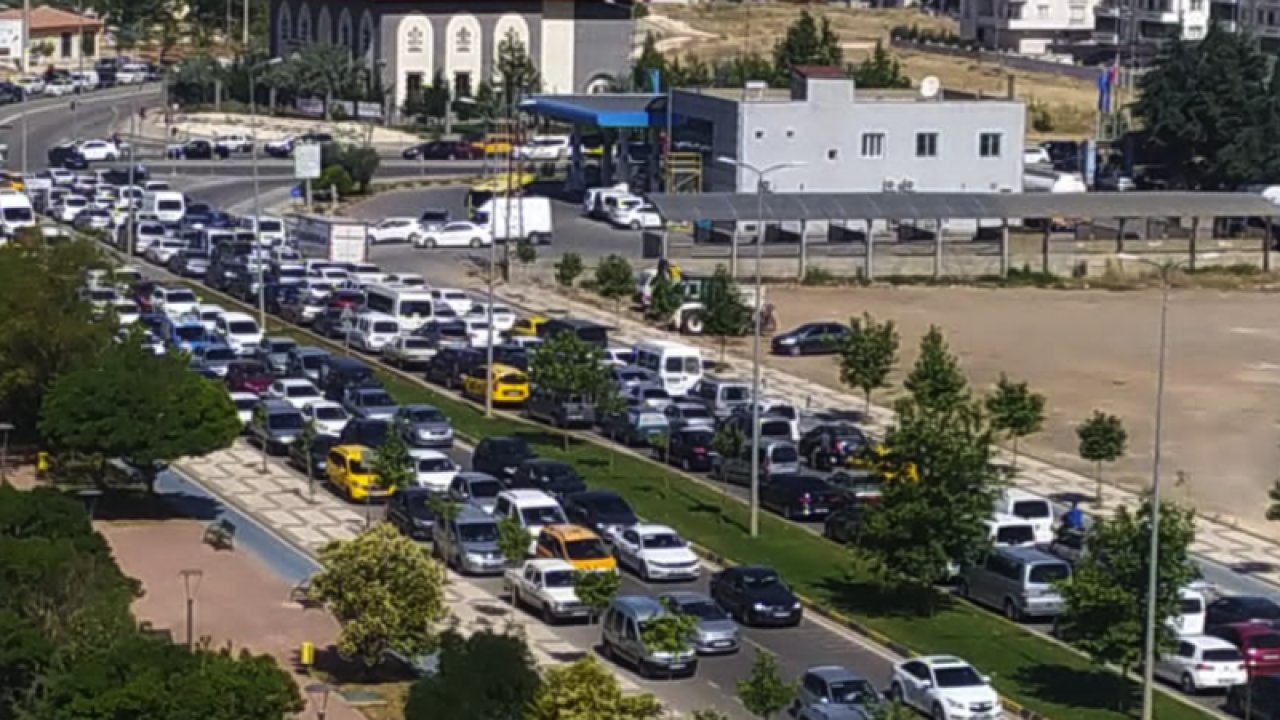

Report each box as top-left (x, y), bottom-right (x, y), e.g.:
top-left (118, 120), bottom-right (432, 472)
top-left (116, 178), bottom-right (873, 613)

top-left (225, 360), bottom-right (274, 395)
top-left (1210, 623), bottom-right (1280, 676)
top-left (328, 289), bottom-right (363, 310)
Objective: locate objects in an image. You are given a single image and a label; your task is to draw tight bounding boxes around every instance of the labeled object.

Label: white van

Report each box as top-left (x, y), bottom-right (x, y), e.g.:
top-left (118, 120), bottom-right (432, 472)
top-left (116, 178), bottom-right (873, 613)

top-left (142, 191), bottom-right (185, 223)
top-left (0, 190), bottom-right (36, 234)
top-left (1168, 588), bottom-right (1207, 636)
top-left (633, 340), bottom-right (704, 397)
top-left (995, 489), bottom-right (1056, 544)
top-left (363, 284), bottom-right (439, 333)
top-left (473, 196), bottom-right (553, 244)
top-left (117, 63), bottom-right (150, 84)
top-left (985, 513), bottom-right (1037, 548)
top-left (493, 489), bottom-right (568, 555)
top-left (349, 310), bottom-right (401, 353)
top-left (241, 215), bottom-right (287, 246)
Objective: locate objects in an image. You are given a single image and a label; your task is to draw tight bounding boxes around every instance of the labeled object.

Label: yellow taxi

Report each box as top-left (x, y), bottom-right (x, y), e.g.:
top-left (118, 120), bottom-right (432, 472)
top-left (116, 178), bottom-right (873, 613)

top-left (326, 445), bottom-right (387, 501)
top-left (461, 363), bottom-right (530, 405)
top-left (845, 443), bottom-right (919, 483)
top-left (535, 524), bottom-right (617, 572)
top-left (509, 315), bottom-right (548, 337)
top-left (473, 132), bottom-right (514, 155)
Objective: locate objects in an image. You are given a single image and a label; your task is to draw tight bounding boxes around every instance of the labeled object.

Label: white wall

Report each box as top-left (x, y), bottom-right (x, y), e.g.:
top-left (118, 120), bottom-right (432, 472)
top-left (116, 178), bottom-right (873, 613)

top-left (395, 14), bottom-right (433, 108)
top-left (444, 13), bottom-right (483, 93)
top-left (540, 0), bottom-right (575, 94)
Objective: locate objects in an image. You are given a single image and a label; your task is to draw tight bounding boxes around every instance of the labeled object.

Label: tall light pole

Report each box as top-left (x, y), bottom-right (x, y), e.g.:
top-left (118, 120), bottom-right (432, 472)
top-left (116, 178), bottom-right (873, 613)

top-left (715, 157), bottom-right (804, 537)
top-left (179, 568), bottom-right (204, 648)
top-left (0, 421), bottom-right (12, 486)
top-left (484, 101), bottom-right (512, 419)
top-left (1116, 251), bottom-right (1216, 720)
top-left (250, 57), bottom-right (283, 338)
top-left (306, 683), bottom-right (332, 720)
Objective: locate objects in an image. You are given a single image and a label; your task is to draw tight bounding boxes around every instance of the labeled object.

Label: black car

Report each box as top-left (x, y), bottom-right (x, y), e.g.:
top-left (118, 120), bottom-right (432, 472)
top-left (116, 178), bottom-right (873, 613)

top-left (47, 142), bottom-right (86, 168)
top-left (562, 490), bottom-right (638, 537)
top-left (492, 343), bottom-right (530, 371)
top-left (771, 322), bottom-right (851, 356)
top-left (0, 82), bottom-right (25, 104)
top-left (424, 347), bottom-right (484, 390)
top-left (386, 486), bottom-right (438, 541)
top-left (667, 428), bottom-right (715, 473)
top-left (312, 307), bottom-right (349, 340)
top-left (171, 139), bottom-right (216, 160)
top-left (319, 355), bottom-right (378, 401)
top-left (798, 423), bottom-right (869, 471)
top-left (510, 458), bottom-right (586, 497)
top-left (471, 436), bottom-right (535, 482)
top-left (1206, 596), bottom-right (1280, 629)
top-left (338, 418), bottom-right (392, 449)
top-left (709, 565), bottom-right (802, 627)
top-left (289, 434), bottom-right (339, 478)
top-left (760, 474), bottom-right (844, 521)
top-left (402, 140), bottom-right (478, 160)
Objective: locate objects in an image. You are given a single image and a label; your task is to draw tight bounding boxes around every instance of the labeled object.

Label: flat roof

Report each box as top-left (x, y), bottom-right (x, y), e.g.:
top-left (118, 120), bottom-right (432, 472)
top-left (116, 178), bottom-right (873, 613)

top-left (522, 94), bottom-right (667, 128)
top-left (647, 192), bottom-right (1279, 222)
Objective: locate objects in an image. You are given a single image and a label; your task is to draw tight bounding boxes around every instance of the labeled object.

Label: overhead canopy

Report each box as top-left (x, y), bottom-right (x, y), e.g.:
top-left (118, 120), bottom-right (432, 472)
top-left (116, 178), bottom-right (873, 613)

top-left (647, 192), bottom-right (1280, 222)
top-left (522, 93), bottom-right (668, 129)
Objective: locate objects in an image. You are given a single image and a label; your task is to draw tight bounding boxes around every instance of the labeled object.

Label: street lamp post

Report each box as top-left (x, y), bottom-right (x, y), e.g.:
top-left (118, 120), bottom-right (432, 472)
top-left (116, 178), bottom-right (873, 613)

top-left (249, 56), bottom-right (283, 399)
top-left (0, 421), bottom-right (13, 486)
top-left (1116, 252), bottom-right (1217, 720)
top-left (178, 568), bottom-right (204, 648)
top-left (306, 683), bottom-right (332, 720)
top-left (715, 157), bottom-right (805, 538)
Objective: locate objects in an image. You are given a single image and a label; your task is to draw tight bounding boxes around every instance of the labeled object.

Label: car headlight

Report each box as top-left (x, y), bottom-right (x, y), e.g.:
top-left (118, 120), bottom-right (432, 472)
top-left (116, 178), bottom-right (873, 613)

top-left (945, 698), bottom-right (964, 709)
top-left (753, 601), bottom-right (768, 611)
top-left (776, 336), bottom-right (796, 345)
top-left (465, 552), bottom-right (484, 563)
top-left (792, 601), bottom-right (802, 610)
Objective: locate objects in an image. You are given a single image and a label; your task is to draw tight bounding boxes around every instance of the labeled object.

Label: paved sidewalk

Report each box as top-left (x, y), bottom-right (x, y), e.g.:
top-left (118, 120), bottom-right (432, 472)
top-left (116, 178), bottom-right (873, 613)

top-left (499, 282), bottom-right (1280, 588)
top-left (174, 443), bottom-right (646, 697)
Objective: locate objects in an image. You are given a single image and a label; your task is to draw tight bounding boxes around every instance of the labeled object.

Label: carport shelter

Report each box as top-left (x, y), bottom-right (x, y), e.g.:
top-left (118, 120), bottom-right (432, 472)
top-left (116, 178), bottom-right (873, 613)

top-left (646, 191), bottom-right (1280, 279)
top-left (522, 94), bottom-right (670, 193)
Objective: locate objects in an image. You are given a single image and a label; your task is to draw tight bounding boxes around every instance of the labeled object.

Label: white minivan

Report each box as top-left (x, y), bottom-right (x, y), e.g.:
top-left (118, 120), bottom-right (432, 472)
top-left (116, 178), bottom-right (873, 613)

top-left (0, 190), bottom-right (36, 235)
top-left (1168, 587), bottom-right (1207, 636)
top-left (349, 310), bottom-right (401, 353)
top-left (995, 489), bottom-right (1056, 544)
top-left (142, 191), bottom-right (185, 223)
top-left (633, 340), bottom-right (704, 397)
top-left (363, 284), bottom-right (439, 333)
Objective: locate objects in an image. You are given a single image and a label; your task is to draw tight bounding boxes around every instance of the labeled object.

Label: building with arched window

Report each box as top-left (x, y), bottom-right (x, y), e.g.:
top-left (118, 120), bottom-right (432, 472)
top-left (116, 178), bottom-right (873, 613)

top-left (268, 0), bottom-right (632, 113)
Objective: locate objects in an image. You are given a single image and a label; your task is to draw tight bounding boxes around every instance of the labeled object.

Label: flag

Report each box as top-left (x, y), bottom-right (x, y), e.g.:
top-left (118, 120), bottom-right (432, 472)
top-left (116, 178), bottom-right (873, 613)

top-left (1096, 67), bottom-right (1112, 113)
top-left (649, 68), bottom-right (661, 94)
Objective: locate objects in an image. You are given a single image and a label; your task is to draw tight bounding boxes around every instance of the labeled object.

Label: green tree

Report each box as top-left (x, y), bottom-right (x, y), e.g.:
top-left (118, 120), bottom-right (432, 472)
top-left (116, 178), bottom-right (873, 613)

top-left (555, 252), bottom-right (584, 288)
top-left (339, 145), bottom-right (381, 194)
top-left (526, 656), bottom-right (663, 720)
top-left (737, 650), bottom-right (796, 720)
top-left (647, 271), bottom-right (684, 326)
top-left (903, 326), bottom-right (969, 416)
top-left (712, 422), bottom-right (746, 462)
top-left (372, 430), bottom-right (415, 493)
top-left (573, 569), bottom-right (621, 622)
top-left (691, 710), bottom-right (730, 720)
top-left (1077, 411), bottom-right (1128, 504)
top-left (403, 627), bottom-right (539, 720)
top-left (838, 313), bottom-right (900, 413)
top-left (528, 330), bottom-right (611, 448)
top-left (39, 339), bottom-right (240, 490)
top-left (1056, 499), bottom-right (1197, 694)
top-left (593, 254), bottom-right (634, 317)
top-left (421, 68), bottom-right (452, 121)
top-left (497, 515), bottom-right (531, 568)
top-left (514, 238), bottom-right (537, 278)
top-left (772, 10), bottom-right (844, 83)
top-left (632, 32), bottom-right (668, 91)
top-left (290, 44), bottom-right (364, 118)
top-left (316, 165), bottom-right (354, 198)
top-left (850, 41), bottom-right (910, 89)
top-left (309, 523), bottom-right (449, 672)
top-left (641, 598), bottom-right (697, 667)
top-left (495, 27), bottom-right (541, 107)
top-left (984, 374), bottom-right (1046, 470)
top-left (701, 265), bottom-right (752, 363)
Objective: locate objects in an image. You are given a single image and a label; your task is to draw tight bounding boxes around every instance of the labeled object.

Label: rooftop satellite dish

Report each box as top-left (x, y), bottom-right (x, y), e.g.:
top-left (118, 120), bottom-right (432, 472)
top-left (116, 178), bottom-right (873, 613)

top-left (920, 76), bottom-right (941, 99)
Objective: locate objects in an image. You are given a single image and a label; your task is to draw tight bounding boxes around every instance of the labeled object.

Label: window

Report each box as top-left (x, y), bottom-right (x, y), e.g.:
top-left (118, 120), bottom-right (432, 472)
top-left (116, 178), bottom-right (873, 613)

top-left (754, 129), bottom-right (764, 140)
top-left (60, 32), bottom-right (72, 58)
top-left (1069, 6), bottom-right (1085, 21)
top-left (979, 132), bottom-right (1003, 158)
top-left (81, 32), bottom-right (96, 57)
top-left (1190, 0), bottom-right (1203, 9)
top-left (406, 72), bottom-right (423, 98)
top-left (915, 132), bottom-right (938, 157)
top-left (860, 133), bottom-right (885, 158)
top-left (826, 148), bottom-right (839, 160)
top-left (785, 128), bottom-right (795, 138)
top-left (1037, 4), bottom-right (1050, 17)
top-left (454, 71), bottom-right (472, 98)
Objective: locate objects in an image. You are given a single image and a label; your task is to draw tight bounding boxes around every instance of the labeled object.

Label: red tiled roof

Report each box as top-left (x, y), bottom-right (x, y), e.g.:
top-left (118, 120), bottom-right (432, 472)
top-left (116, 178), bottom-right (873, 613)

top-left (0, 6), bottom-right (102, 32)
top-left (792, 65), bottom-right (847, 79)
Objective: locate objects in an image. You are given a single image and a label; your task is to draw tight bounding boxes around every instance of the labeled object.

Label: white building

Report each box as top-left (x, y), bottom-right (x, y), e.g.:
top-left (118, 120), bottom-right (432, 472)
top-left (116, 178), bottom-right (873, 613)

top-left (959, 0), bottom-right (1100, 56)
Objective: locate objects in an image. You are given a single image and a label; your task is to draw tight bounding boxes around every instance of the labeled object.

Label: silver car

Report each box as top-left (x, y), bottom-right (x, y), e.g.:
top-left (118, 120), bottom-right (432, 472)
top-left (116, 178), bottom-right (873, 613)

top-left (248, 399), bottom-right (305, 455)
top-left (660, 591), bottom-right (740, 655)
top-left (792, 665), bottom-right (882, 720)
top-left (959, 546), bottom-right (1071, 621)
top-left (432, 505), bottom-right (505, 575)
top-left (342, 387), bottom-right (399, 421)
top-left (447, 471), bottom-right (503, 515)
top-left (395, 403), bottom-right (454, 449)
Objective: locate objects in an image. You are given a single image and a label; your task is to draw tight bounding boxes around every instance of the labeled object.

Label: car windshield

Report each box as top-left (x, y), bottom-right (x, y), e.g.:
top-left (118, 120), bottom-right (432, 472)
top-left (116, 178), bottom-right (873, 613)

top-left (259, 220), bottom-right (283, 232)
top-left (587, 496), bottom-right (633, 517)
top-left (359, 391), bottom-right (395, 406)
top-left (233, 397), bottom-right (258, 411)
top-left (676, 599), bottom-right (727, 621)
top-left (468, 479), bottom-right (502, 498)
top-left (934, 667), bottom-right (984, 688)
top-left (995, 525), bottom-right (1035, 545)
top-left (408, 407), bottom-right (446, 423)
top-left (401, 338), bottom-right (432, 349)
top-left (174, 326), bottom-right (205, 341)
top-left (681, 406), bottom-right (712, 419)
top-left (299, 354), bottom-right (323, 369)
top-left (642, 532), bottom-right (685, 550)
top-left (286, 385), bottom-right (319, 398)
top-left (269, 413), bottom-right (303, 431)
top-left (4, 208), bottom-right (32, 221)
top-left (401, 300), bottom-right (433, 317)
top-left (438, 325), bottom-right (467, 338)
top-left (373, 321), bottom-right (399, 333)
top-left (416, 458), bottom-right (454, 473)
top-left (762, 421), bottom-right (792, 437)
top-left (167, 290), bottom-right (196, 303)
top-left (1204, 649), bottom-right (1243, 662)
top-left (1028, 563), bottom-right (1071, 584)
top-left (828, 679), bottom-right (877, 705)
top-left (564, 538), bottom-right (609, 560)
top-left (544, 570), bottom-right (576, 588)
top-left (742, 571), bottom-right (781, 587)
top-left (313, 405), bottom-right (346, 421)
top-left (347, 459), bottom-right (369, 474)
top-left (202, 347), bottom-right (235, 362)
top-left (1253, 634), bottom-right (1280, 650)
top-left (1012, 500), bottom-right (1052, 519)
top-left (520, 506), bottom-right (565, 526)
top-left (268, 340), bottom-right (296, 353)
top-left (722, 386), bottom-right (750, 402)
top-left (276, 266), bottom-right (305, 278)
top-left (770, 446), bottom-right (799, 463)
top-left (458, 522), bottom-right (499, 543)
top-left (228, 321), bottom-right (258, 335)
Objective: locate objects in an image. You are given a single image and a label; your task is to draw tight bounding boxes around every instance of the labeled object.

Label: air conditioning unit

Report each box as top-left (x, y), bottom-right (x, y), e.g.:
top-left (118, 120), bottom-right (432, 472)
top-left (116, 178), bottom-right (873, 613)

top-left (900, 179), bottom-right (916, 192)
top-left (882, 179), bottom-right (897, 192)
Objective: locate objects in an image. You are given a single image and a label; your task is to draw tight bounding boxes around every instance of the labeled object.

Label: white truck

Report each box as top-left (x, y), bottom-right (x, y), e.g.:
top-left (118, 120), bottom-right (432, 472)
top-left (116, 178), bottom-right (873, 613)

top-left (472, 196), bottom-right (553, 245)
top-left (503, 559), bottom-right (591, 625)
top-left (292, 214), bottom-right (368, 264)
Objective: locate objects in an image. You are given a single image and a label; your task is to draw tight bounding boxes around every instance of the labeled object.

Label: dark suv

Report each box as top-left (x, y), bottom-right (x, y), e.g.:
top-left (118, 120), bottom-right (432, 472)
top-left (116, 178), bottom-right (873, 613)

top-left (318, 356), bottom-right (378, 401)
top-left (471, 436), bottom-right (535, 483)
top-left (524, 387), bottom-right (595, 429)
top-left (424, 347), bottom-right (484, 390)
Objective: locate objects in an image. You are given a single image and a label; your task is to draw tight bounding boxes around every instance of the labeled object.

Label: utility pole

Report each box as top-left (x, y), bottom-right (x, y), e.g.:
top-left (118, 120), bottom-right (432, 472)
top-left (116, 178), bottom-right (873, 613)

top-left (243, 0), bottom-right (250, 49)
top-left (19, 0), bottom-right (28, 177)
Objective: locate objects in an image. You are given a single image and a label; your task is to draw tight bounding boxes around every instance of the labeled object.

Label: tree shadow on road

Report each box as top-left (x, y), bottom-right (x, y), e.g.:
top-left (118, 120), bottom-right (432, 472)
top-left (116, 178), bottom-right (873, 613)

top-left (1013, 663), bottom-right (1136, 715)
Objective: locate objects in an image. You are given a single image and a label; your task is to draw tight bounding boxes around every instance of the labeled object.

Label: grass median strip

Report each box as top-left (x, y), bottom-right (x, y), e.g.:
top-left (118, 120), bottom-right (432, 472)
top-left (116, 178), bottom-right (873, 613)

top-left (167, 276), bottom-right (1213, 720)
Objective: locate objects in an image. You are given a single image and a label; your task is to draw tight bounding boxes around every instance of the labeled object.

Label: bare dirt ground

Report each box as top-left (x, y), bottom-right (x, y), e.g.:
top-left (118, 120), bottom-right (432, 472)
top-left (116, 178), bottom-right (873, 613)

top-left (765, 285), bottom-right (1280, 538)
top-left (643, 3), bottom-right (1096, 136)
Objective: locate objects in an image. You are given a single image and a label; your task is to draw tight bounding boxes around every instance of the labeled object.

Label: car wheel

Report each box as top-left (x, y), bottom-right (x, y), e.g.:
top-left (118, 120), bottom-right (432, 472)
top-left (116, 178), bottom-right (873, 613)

top-left (542, 603), bottom-right (556, 625)
top-left (889, 683), bottom-right (905, 705)
top-left (1180, 673), bottom-right (1197, 695)
top-left (469, 237), bottom-right (482, 248)
top-left (957, 580), bottom-right (970, 598)
top-left (407, 233), bottom-right (420, 246)
top-left (1003, 598), bottom-right (1021, 622)
top-left (931, 702), bottom-right (947, 720)
top-left (630, 220), bottom-right (641, 230)
top-left (789, 345), bottom-right (801, 357)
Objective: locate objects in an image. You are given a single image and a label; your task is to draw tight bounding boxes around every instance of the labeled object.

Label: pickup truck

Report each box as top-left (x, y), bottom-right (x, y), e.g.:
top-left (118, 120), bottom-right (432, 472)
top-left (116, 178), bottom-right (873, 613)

top-left (503, 558), bottom-right (591, 625)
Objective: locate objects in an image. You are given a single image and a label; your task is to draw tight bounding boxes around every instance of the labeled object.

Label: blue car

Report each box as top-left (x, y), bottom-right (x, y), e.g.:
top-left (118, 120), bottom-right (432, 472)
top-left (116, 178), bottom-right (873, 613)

top-left (161, 314), bottom-right (211, 353)
top-left (190, 342), bottom-right (237, 378)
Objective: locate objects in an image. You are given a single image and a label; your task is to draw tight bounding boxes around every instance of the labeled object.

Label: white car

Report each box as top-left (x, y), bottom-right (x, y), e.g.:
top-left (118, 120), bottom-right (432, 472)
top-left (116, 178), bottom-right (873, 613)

top-left (413, 221), bottom-right (492, 249)
top-left (1155, 635), bottom-right (1247, 694)
top-left (310, 266), bottom-right (350, 283)
top-left (110, 298), bottom-right (140, 325)
top-left (462, 318), bottom-right (495, 348)
top-left (383, 272), bottom-right (426, 287)
top-left (347, 262), bottom-right (386, 286)
top-left (464, 303), bottom-right (516, 332)
top-left (150, 286), bottom-right (199, 317)
top-left (409, 449), bottom-right (459, 491)
top-left (300, 401), bottom-right (350, 436)
top-left (515, 135), bottom-right (570, 161)
top-left (44, 168), bottom-right (75, 186)
top-left (229, 392), bottom-right (260, 429)
top-left (144, 238), bottom-right (187, 265)
top-left (54, 195), bottom-right (89, 224)
top-left (44, 78), bottom-right (75, 97)
top-left (15, 74), bottom-right (45, 95)
top-left (610, 523), bottom-right (700, 581)
top-left (1024, 146), bottom-right (1052, 166)
top-left (889, 656), bottom-right (1000, 720)
top-left (197, 304), bottom-right (226, 333)
top-left (266, 378), bottom-right (324, 410)
top-left (214, 134), bottom-right (253, 154)
top-left (431, 288), bottom-right (474, 315)
top-left (215, 311), bottom-right (263, 355)
top-left (608, 197), bottom-right (663, 230)
top-left (76, 139), bottom-right (121, 162)
top-left (79, 285), bottom-right (119, 315)
top-left (367, 217), bottom-right (425, 245)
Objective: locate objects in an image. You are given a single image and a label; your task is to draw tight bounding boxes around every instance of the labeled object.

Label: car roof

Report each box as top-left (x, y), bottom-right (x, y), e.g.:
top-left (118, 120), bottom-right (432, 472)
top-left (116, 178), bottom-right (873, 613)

top-left (525, 558), bottom-right (576, 572)
top-left (499, 489), bottom-right (558, 505)
top-left (454, 505), bottom-right (494, 523)
top-left (408, 448), bottom-right (448, 460)
top-left (260, 399), bottom-right (296, 413)
top-left (1180, 635), bottom-right (1238, 650)
top-left (1228, 622), bottom-right (1280, 637)
top-left (541, 524), bottom-right (599, 541)
top-left (222, 311), bottom-right (255, 322)
top-left (333, 444), bottom-right (370, 458)
top-left (277, 377), bottom-right (312, 385)
top-left (993, 545), bottom-right (1066, 564)
top-left (1003, 488), bottom-right (1049, 503)
top-left (613, 595), bottom-right (665, 619)
top-left (807, 665), bottom-right (867, 683)
top-left (918, 655), bottom-right (972, 668)
top-left (659, 590), bottom-right (711, 605)
top-left (632, 522), bottom-right (676, 535)
top-left (568, 489), bottom-right (624, 504)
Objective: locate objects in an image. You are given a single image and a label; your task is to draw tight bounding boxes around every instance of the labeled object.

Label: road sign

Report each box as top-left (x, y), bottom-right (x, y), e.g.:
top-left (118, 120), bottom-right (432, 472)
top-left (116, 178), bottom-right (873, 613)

top-left (294, 144), bottom-right (321, 180)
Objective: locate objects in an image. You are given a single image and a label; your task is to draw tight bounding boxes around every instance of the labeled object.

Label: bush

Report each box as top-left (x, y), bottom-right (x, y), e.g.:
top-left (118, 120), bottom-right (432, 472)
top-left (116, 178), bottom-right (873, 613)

top-left (801, 266), bottom-right (837, 286)
top-left (1029, 100), bottom-right (1056, 133)
top-left (555, 253), bottom-right (584, 288)
top-left (316, 165), bottom-right (354, 198)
